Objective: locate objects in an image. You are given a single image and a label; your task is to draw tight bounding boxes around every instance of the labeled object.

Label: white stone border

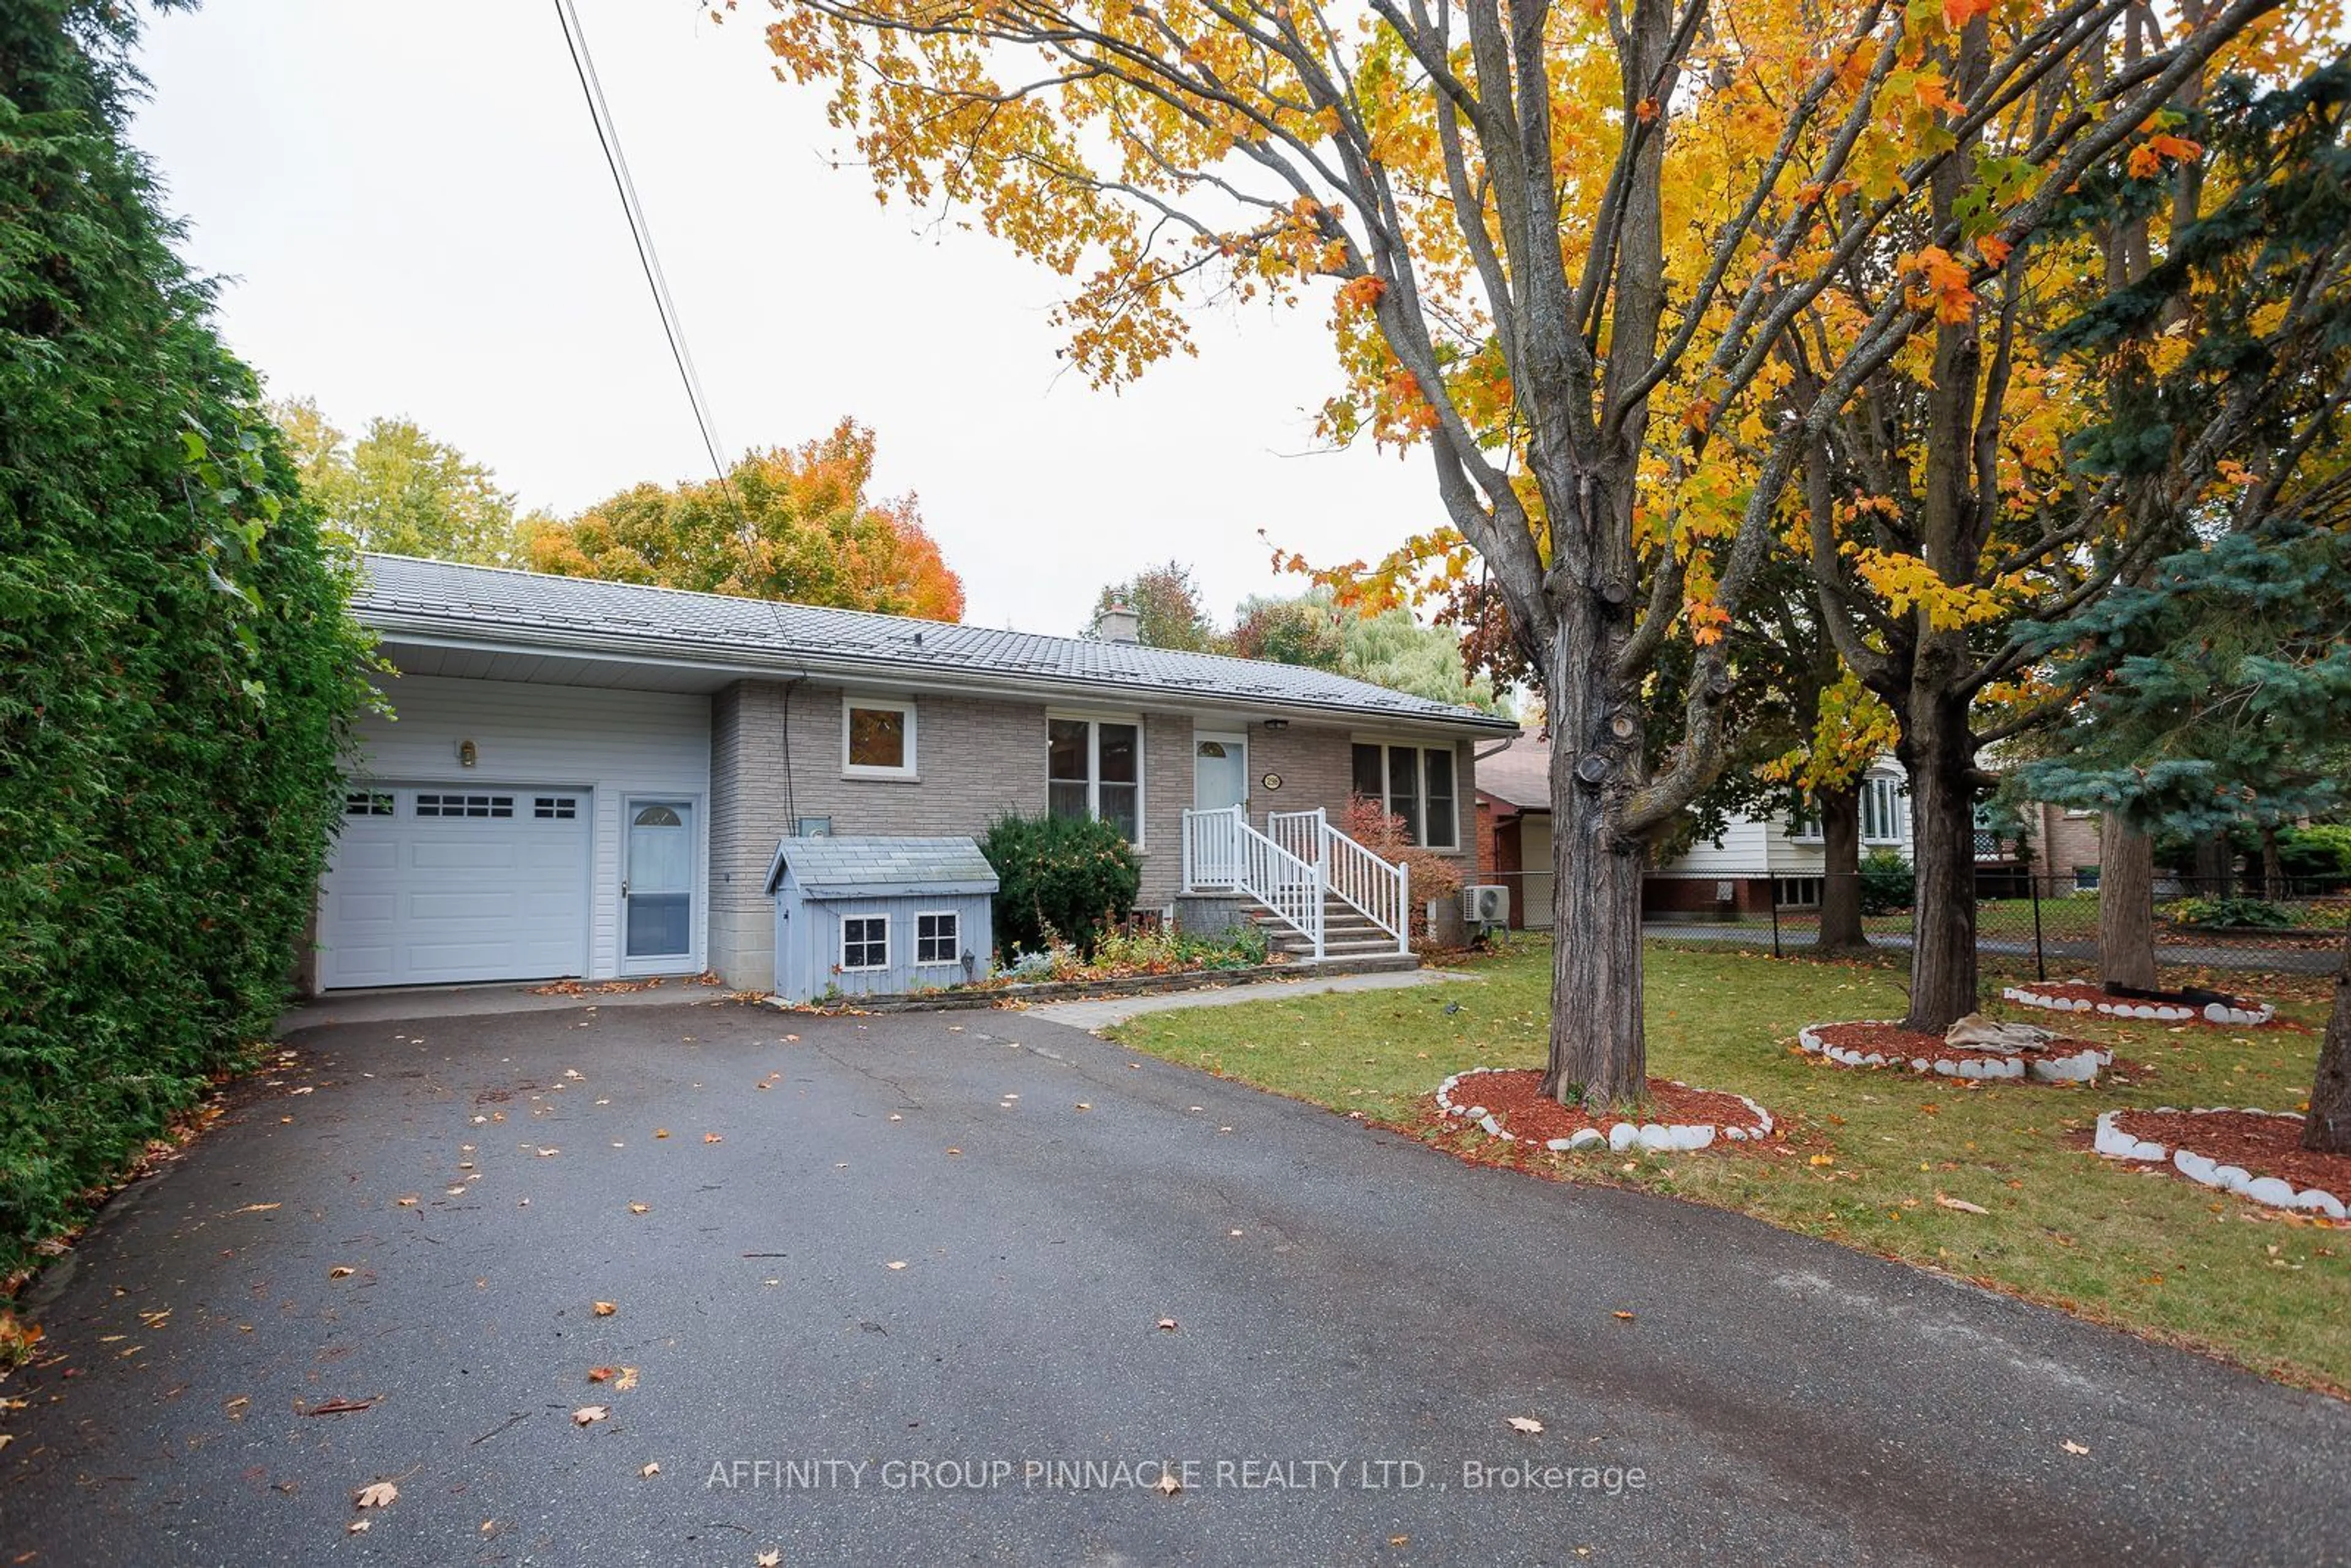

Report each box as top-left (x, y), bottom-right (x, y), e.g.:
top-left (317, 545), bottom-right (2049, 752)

top-left (1433, 1066), bottom-right (1772, 1153)
top-left (2093, 1107), bottom-right (2347, 1219)
top-left (2002, 984), bottom-right (2274, 1028)
top-left (1796, 1021), bottom-right (2112, 1084)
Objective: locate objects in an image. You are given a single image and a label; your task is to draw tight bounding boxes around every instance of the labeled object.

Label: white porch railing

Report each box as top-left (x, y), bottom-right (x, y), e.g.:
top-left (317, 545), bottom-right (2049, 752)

top-left (1183, 805), bottom-right (1411, 958)
top-left (1181, 806), bottom-right (1322, 958)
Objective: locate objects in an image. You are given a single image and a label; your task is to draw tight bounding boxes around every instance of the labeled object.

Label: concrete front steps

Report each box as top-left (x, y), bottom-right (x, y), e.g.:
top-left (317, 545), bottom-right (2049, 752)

top-left (1248, 895), bottom-right (1413, 964)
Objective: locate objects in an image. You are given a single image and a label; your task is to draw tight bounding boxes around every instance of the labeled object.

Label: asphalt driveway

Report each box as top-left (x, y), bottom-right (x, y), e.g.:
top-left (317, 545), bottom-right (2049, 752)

top-left (4, 999), bottom-right (2347, 1566)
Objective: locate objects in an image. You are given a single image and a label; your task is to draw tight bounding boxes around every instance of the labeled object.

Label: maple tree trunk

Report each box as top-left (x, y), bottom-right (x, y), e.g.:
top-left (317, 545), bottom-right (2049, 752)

top-left (1540, 595), bottom-right (1646, 1112)
top-left (1815, 782), bottom-right (1868, 951)
top-left (1902, 699), bottom-right (1979, 1034)
top-left (2304, 922), bottom-right (2351, 1155)
top-left (2098, 814), bottom-right (2159, 992)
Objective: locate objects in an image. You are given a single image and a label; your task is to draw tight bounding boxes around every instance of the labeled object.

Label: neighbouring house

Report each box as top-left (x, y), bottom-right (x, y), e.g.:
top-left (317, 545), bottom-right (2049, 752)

top-left (1475, 733), bottom-right (2102, 923)
top-left (313, 553), bottom-right (1515, 993)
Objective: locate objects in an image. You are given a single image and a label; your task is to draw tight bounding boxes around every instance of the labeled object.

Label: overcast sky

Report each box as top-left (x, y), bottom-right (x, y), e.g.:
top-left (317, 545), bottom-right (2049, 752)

top-left (126, 0), bottom-right (1439, 633)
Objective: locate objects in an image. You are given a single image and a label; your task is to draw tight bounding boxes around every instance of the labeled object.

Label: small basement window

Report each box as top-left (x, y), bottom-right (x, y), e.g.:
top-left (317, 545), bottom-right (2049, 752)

top-left (916, 911), bottom-right (960, 966)
top-left (1775, 876), bottom-right (1822, 909)
top-left (841, 914), bottom-right (890, 972)
top-left (843, 697), bottom-right (917, 778)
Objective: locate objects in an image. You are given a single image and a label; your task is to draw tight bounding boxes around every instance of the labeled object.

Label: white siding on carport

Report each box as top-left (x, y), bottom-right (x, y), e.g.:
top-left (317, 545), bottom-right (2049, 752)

top-left (333, 672), bottom-right (712, 982)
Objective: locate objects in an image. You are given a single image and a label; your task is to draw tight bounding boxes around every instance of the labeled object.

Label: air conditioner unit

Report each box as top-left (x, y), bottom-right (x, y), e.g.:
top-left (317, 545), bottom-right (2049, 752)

top-left (1461, 885), bottom-right (1509, 926)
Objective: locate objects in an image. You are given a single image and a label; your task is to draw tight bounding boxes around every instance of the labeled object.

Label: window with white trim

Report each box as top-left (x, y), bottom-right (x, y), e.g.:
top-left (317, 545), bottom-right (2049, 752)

top-left (842, 697), bottom-right (917, 778)
top-left (841, 914), bottom-right (889, 972)
top-left (1350, 743), bottom-right (1459, 850)
top-left (916, 911), bottom-right (961, 966)
top-left (1048, 716), bottom-right (1142, 843)
top-left (1776, 876), bottom-right (1823, 909)
top-left (1861, 773), bottom-right (1909, 844)
top-left (1787, 801), bottom-right (1823, 842)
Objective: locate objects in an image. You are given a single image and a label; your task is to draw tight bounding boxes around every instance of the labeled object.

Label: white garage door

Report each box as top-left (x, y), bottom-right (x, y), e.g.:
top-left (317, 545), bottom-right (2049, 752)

top-left (320, 786), bottom-right (590, 989)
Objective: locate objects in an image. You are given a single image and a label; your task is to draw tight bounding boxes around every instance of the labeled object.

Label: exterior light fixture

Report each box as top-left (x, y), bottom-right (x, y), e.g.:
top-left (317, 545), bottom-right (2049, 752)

top-left (459, 739), bottom-right (478, 768)
top-left (1261, 718), bottom-right (1289, 732)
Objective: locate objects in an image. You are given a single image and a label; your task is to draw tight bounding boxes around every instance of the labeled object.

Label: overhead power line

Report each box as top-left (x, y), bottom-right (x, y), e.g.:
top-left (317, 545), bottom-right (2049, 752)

top-left (552, 0), bottom-right (742, 512)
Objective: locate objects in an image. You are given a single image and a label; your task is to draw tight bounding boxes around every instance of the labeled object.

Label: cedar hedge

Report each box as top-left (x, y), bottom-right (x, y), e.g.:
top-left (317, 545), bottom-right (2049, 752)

top-left (0, 3), bottom-right (373, 1290)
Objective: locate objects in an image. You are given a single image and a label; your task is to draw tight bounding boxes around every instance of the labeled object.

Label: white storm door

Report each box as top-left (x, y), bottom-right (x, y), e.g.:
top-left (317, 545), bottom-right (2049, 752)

top-left (623, 800), bottom-right (694, 964)
top-left (1193, 733), bottom-right (1248, 812)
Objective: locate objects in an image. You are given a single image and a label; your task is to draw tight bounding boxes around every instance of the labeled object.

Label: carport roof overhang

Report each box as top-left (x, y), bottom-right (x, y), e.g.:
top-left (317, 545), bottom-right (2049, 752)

top-left (367, 621), bottom-right (1519, 737)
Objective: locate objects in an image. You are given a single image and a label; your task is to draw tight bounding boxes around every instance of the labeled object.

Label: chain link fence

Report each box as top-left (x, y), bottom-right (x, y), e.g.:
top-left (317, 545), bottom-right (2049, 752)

top-left (1625, 870), bottom-right (2349, 979)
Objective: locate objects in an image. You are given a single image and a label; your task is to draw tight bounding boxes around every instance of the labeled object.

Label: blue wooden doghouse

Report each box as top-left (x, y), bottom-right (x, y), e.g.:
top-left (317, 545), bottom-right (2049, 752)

top-left (765, 836), bottom-right (998, 1003)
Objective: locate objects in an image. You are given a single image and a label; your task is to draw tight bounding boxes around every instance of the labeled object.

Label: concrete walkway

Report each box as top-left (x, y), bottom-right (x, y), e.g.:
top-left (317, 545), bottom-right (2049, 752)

top-left (1030, 966), bottom-right (1478, 1030)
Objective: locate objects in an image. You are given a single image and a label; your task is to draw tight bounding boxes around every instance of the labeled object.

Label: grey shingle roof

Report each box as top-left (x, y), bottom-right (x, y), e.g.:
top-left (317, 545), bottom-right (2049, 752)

top-left (354, 553), bottom-right (1515, 732)
top-left (763, 836), bottom-right (1000, 898)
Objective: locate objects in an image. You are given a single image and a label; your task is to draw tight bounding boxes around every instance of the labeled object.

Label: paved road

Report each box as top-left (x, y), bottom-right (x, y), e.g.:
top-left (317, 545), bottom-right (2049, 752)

top-left (4, 1001), bottom-right (2347, 1566)
top-left (1646, 923), bottom-right (2344, 975)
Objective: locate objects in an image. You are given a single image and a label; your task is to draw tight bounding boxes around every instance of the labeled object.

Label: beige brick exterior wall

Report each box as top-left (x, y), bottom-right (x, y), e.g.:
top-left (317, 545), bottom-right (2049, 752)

top-left (2030, 804), bottom-right (2102, 879)
top-left (708, 677), bottom-right (1483, 989)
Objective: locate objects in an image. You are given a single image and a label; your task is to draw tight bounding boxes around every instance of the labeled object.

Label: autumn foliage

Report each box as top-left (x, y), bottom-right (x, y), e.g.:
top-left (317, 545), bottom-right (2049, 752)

top-left (522, 418), bottom-right (964, 620)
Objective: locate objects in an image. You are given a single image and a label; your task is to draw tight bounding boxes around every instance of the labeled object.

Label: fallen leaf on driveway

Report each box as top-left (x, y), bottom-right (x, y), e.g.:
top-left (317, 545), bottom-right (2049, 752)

top-left (593, 1301), bottom-right (618, 1316)
top-left (1076, 1103), bottom-right (1092, 1112)
top-left (1612, 1311), bottom-right (1636, 1321)
top-left (394, 1196), bottom-right (418, 1209)
top-left (356, 1481), bottom-right (398, 1508)
top-left (574, 1405), bottom-right (610, 1425)
top-left (304, 1397), bottom-right (375, 1416)
top-left (945, 1147), bottom-right (962, 1157)
top-left (536, 1147), bottom-right (560, 1158)
top-left (1154, 1472), bottom-right (1182, 1496)
top-left (347, 1520), bottom-right (370, 1534)
top-left (640, 1461), bottom-right (661, 1478)
top-left (888, 1114), bottom-right (902, 1122)
top-left (1156, 1318), bottom-right (1178, 1332)
top-left (446, 1186), bottom-right (467, 1196)
top-left (1507, 1417), bottom-right (1544, 1435)
top-left (2062, 1439), bottom-right (2090, 1455)
top-left (565, 1070), bottom-right (583, 1081)
top-left (757, 1551), bottom-right (782, 1567)
top-left (655, 1128), bottom-right (670, 1139)
top-left (628, 1203), bottom-right (651, 1215)
top-left (328, 1266), bottom-right (355, 1280)
top-left (887, 1261), bottom-right (907, 1271)
top-left (234, 1202), bottom-right (281, 1214)
top-left (1934, 1193), bottom-right (1990, 1215)
top-left (703, 1133), bottom-right (723, 1144)
top-left (588, 1367), bottom-right (615, 1383)
top-left (615, 1367), bottom-right (639, 1390)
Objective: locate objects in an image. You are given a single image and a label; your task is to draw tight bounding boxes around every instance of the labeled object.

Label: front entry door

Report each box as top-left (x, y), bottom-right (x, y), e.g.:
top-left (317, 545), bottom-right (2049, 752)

top-left (624, 800), bottom-right (694, 963)
top-left (1193, 733), bottom-right (1248, 814)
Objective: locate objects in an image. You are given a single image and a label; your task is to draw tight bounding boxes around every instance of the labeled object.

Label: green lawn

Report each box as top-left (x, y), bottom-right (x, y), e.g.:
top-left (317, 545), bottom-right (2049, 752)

top-left (1109, 937), bottom-right (2350, 1394)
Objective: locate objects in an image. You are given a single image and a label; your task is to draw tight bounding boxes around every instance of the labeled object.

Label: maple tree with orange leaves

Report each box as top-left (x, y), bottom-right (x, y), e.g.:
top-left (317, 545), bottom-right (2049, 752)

top-left (750, 0), bottom-right (2304, 1106)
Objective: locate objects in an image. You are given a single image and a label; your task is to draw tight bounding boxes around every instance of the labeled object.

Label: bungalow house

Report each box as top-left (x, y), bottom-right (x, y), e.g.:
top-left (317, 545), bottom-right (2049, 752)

top-left (313, 553), bottom-right (1515, 993)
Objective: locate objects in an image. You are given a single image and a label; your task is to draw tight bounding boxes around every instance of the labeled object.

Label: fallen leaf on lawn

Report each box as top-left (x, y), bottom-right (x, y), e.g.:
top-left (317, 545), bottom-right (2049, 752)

top-left (356, 1480), bottom-right (398, 1508)
top-left (2062, 1439), bottom-right (2090, 1455)
top-left (593, 1301), bottom-right (618, 1316)
top-left (887, 1261), bottom-right (907, 1271)
top-left (1612, 1311), bottom-right (1636, 1321)
top-left (328, 1266), bottom-right (355, 1280)
top-left (574, 1405), bottom-right (610, 1425)
top-left (703, 1133), bottom-right (723, 1144)
top-left (1154, 1472), bottom-right (1182, 1496)
top-left (628, 1202), bottom-right (651, 1215)
top-left (588, 1367), bottom-right (615, 1383)
top-left (640, 1461), bottom-right (661, 1478)
top-left (1157, 1318), bottom-right (1179, 1332)
top-left (1934, 1193), bottom-right (1989, 1215)
top-left (1808, 1154), bottom-right (1835, 1167)
top-left (1507, 1416), bottom-right (1544, 1435)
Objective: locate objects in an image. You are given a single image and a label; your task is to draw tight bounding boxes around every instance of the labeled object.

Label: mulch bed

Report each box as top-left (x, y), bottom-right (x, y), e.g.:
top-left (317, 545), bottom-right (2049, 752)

top-left (2110, 1109), bottom-right (2351, 1198)
top-left (1452, 1070), bottom-right (1769, 1145)
top-left (1803, 1021), bottom-right (2117, 1084)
